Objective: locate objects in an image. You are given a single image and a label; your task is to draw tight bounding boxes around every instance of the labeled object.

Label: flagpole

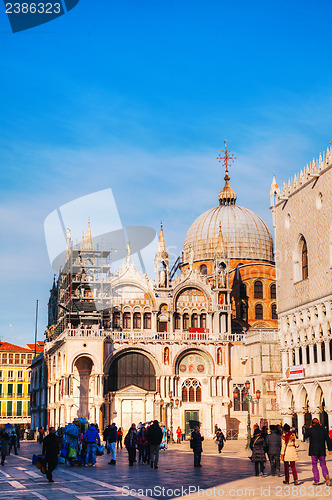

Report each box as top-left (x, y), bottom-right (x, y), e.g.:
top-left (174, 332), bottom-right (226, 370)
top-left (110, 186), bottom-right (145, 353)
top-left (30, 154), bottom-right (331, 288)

top-left (34, 300), bottom-right (38, 358)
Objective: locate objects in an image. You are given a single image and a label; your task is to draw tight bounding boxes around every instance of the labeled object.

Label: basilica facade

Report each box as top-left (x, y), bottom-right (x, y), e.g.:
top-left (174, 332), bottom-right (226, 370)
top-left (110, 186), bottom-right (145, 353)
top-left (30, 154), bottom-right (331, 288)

top-left (39, 151), bottom-right (282, 439)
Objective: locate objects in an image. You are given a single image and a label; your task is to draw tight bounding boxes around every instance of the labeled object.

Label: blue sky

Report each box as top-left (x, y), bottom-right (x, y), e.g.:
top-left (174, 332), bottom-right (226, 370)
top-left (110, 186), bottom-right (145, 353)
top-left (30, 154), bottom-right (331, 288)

top-left (1, 0), bottom-right (332, 344)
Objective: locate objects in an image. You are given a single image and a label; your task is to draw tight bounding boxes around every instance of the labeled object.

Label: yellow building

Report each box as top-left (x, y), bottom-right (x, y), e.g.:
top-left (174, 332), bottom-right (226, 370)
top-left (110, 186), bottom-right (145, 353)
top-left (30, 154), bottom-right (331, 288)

top-left (0, 342), bottom-right (43, 427)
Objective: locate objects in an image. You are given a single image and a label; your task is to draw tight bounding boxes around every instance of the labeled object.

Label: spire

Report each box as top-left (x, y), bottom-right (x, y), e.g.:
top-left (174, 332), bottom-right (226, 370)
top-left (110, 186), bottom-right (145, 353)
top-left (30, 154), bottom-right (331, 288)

top-left (81, 218), bottom-right (94, 251)
top-left (156, 221), bottom-right (168, 259)
top-left (215, 222), bottom-right (226, 259)
top-left (65, 228), bottom-right (72, 261)
top-left (216, 140), bottom-right (237, 206)
top-left (270, 172), bottom-right (279, 206)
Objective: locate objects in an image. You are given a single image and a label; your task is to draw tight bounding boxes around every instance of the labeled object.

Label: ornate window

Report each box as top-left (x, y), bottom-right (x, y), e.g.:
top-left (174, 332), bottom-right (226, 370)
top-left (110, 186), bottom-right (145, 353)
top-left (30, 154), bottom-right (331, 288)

top-left (191, 314), bottom-right (198, 328)
top-left (271, 304), bottom-right (277, 320)
top-left (123, 312), bottom-right (131, 329)
top-left (255, 304), bottom-right (263, 320)
top-left (133, 312), bottom-right (141, 329)
top-left (200, 264), bottom-right (207, 275)
top-left (181, 379), bottom-right (202, 403)
top-left (306, 345), bottom-right (310, 364)
top-left (313, 344), bottom-right (318, 363)
top-left (321, 342), bottom-right (325, 362)
top-left (254, 281), bottom-right (263, 299)
top-left (113, 312), bottom-right (121, 328)
top-left (174, 313), bottom-right (181, 330)
top-left (200, 314), bottom-right (206, 329)
top-left (270, 283), bottom-right (276, 300)
top-left (143, 312), bottom-right (151, 329)
top-left (183, 314), bottom-right (189, 331)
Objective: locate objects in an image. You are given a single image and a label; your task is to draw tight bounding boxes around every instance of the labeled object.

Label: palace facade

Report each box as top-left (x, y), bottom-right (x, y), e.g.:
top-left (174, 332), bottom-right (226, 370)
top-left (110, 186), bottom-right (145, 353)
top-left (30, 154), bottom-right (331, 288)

top-left (270, 145), bottom-right (332, 432)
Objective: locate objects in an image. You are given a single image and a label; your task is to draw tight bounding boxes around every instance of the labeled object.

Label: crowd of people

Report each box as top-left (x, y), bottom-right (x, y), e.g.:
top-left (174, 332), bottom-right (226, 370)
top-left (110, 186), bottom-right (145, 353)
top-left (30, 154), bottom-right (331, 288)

top-left (249, 419), bottom-right (332, 486)
top-left (1, 418), bottom-right (332, 488)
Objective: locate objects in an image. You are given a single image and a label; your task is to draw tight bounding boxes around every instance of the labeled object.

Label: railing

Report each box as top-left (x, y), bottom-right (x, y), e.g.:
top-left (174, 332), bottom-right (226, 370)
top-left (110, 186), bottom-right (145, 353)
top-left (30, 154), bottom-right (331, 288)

top-left (59, 327), bottom-right (247, 343)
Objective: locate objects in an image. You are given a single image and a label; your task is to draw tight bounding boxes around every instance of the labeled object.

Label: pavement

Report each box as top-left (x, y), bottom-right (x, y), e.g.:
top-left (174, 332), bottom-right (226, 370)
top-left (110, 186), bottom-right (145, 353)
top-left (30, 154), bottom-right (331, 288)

top-left (0, 439), bottom-right (331, 500)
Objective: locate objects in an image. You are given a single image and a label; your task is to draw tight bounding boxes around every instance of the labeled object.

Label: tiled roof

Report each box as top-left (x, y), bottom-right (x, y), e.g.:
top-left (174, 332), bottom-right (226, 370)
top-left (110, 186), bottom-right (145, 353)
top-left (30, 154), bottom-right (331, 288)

top-left (0, 342), bottom-right (32, 352)
top-left (25, 343), bottom-right (44, 353)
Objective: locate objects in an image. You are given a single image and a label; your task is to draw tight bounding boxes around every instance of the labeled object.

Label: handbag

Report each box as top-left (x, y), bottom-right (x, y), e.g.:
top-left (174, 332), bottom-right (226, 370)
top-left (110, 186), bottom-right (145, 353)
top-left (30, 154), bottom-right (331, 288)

top-left (96, 445), bottom-right (105, 456)
top-left (68, 447), bottom-right (77, 459)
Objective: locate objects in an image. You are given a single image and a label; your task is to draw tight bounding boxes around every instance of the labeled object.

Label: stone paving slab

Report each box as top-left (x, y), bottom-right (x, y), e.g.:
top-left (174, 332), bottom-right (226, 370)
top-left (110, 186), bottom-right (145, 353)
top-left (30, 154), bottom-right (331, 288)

top-left (0, 439), bottom-right (330, 500)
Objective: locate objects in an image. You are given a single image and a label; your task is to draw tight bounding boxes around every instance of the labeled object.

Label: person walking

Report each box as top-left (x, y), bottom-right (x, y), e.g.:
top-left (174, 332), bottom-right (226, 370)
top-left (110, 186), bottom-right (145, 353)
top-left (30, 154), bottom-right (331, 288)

top-left (84, 423), bottom-right (100, 467)
top-left (124, 427), bottom-right (137, 466)
top-left (265, 425), bottom-right (281, 477)
top-left (176, 426), bottom-right (182, 444)
top-left (250, 427), bottom-right (266, 476)
top-left (38, 427), bottom-right (45, 444)
top-left (107, 423), bottom-right (118, 465)
top-left (103, 424), bottom-right (111, 453)
top-left (147, 420), bottom-right (163, 469)
top-left (191, 425), bottom-right (204, 467)
top-left (137, 426), bottom-right (148, 464)
top-left (214, 429), bottom-right (226, 453)
top-left (117, 427), bottom-right (123, 449)
top-left (0, 430), bottom-right (9, 466)
top-left (281, 423), bottom-right (299, 485)
top-left (42, 427), bottom-right (60, 482)
top-left (305, 418), bottom-right (332, 486)
top-left (9, 430), bottom-right (18, 455)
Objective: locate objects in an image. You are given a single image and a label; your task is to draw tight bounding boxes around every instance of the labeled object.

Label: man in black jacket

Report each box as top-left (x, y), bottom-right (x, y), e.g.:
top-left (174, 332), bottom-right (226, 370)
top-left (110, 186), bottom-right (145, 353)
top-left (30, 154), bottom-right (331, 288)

top-left (265, 425), bottom-right (281, 476)
top-left (42, 427), bottom-right (60, 482)
top-left (147, 420), bottom-right (163, 469)
top-left (305, 418), bottom-right (332, 486)
top-left (191, 426), bottom-right (204, 467)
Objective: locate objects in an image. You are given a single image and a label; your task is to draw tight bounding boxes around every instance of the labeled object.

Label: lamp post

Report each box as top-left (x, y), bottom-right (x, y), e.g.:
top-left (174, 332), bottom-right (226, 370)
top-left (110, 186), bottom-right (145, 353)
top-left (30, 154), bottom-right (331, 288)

top-left (160, 392), bottom-right (180, 443)
top-left (233, 381), bottom-right (261, 450)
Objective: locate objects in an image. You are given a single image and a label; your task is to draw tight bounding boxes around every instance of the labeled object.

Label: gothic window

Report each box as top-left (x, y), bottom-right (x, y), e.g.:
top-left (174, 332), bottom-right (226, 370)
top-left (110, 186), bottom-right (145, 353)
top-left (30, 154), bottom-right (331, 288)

top-left (255, 304), bottom-right (263, 320)
top-left (191, 314), bottom-right (198, 328)
top-left (183, 314), bottom-right (189, 331)
top-left (241, 388), bottom-right (249, 412)
top-left (299, 347), bottom-right (303, 365)
top-left (271, 304), bottom-right (277, 320)
top-left (301, 238), bottom-right (308, 280)
top-left (306, 345), bottom-right (310, 364)
top-left (254, 281), bottom-right (263, 299)
top-left (123, 312), bottom-right (131, 329)
top-left (200, 314), bottom-right (206, 329)
top-left (292, 350), bottom-right (295, 366)
top-left (174, 313), bottom-right (181, 330)
top-left (270, 283), bottom-right (276, 300)
top-left (143, 313), bottom-right (151, 329)
top-left (321, 342), bottom-right (325, 362)
top-left (113, 312), bottom-right (120, 329)
top-left (233, 386), bottom-right (240, 411)
top-left (133, 312), bottom-right (141, 329)
top-left (182, 379), bottom-right (201, 403)
top-left (108, 352), bottom-right (156, 391)
top-left (313, 344), bottom-right (317, 363)
top-left (240, 283), bottom-right (247, 299)
top-left (200, 264), bottom-right (207, 275)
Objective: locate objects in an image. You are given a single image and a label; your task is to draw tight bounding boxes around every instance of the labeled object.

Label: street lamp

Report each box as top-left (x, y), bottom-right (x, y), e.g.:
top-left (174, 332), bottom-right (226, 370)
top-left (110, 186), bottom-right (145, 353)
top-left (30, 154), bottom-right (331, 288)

top-left (233, 381), bottom-right (261, 450)
top-left (159, 392), bottom-right (179, 443)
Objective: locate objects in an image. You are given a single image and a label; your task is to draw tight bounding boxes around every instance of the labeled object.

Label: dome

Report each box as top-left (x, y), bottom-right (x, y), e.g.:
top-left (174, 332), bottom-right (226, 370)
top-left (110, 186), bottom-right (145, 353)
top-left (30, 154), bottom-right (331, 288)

top-left (183, 204), bottom-right (274, 263)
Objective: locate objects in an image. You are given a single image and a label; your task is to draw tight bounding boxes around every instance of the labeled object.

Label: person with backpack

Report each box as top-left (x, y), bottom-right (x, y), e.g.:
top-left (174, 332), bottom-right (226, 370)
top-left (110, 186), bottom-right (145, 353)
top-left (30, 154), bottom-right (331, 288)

top-left (281, 423), bottom-right (299, 485)
top-left (250, 427), bottom-right (266, 476)
top-left (83, 424), bottom-right (100, 467)
top-left (305, 418), bottom-right (332, 486)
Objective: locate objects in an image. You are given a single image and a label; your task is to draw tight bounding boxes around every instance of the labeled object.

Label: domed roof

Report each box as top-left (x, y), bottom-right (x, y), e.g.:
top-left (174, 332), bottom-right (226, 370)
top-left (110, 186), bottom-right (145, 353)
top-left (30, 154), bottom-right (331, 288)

top-left (183, 204), bottom-right (274, 263)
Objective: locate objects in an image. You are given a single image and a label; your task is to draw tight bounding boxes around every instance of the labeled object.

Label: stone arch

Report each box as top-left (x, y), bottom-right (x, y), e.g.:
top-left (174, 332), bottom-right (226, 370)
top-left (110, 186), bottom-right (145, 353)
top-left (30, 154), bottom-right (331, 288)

top-left (293, 234), bottom-right (308, 282)
top-left (172, 283), bottom-right (211, 312)
top-left (73, 355), bottom-right (94, 419)
top-left (173, 347), bottom-right (215, 375)
top-left (104, 346), bottom-right (162, 377)
top-left (106, 350), bottom-right (156, 392)
top-left (112, 280), bottom-right (157, 310)
top-left (310, 382), bottom-right (324, 409)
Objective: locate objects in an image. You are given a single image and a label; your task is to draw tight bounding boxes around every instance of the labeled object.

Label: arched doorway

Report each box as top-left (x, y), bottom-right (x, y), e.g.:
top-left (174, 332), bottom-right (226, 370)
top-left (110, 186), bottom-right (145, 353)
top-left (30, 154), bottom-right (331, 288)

top-left (106, 352), bottom-right (156, 431)
top-left (74, 356), bottom-right (93, 419)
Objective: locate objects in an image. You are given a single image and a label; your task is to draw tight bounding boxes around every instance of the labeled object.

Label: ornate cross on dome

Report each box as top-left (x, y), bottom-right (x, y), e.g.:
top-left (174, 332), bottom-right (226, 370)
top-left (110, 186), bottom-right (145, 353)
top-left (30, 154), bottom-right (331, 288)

top-left (216, 140), bottom-right (236, 180)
